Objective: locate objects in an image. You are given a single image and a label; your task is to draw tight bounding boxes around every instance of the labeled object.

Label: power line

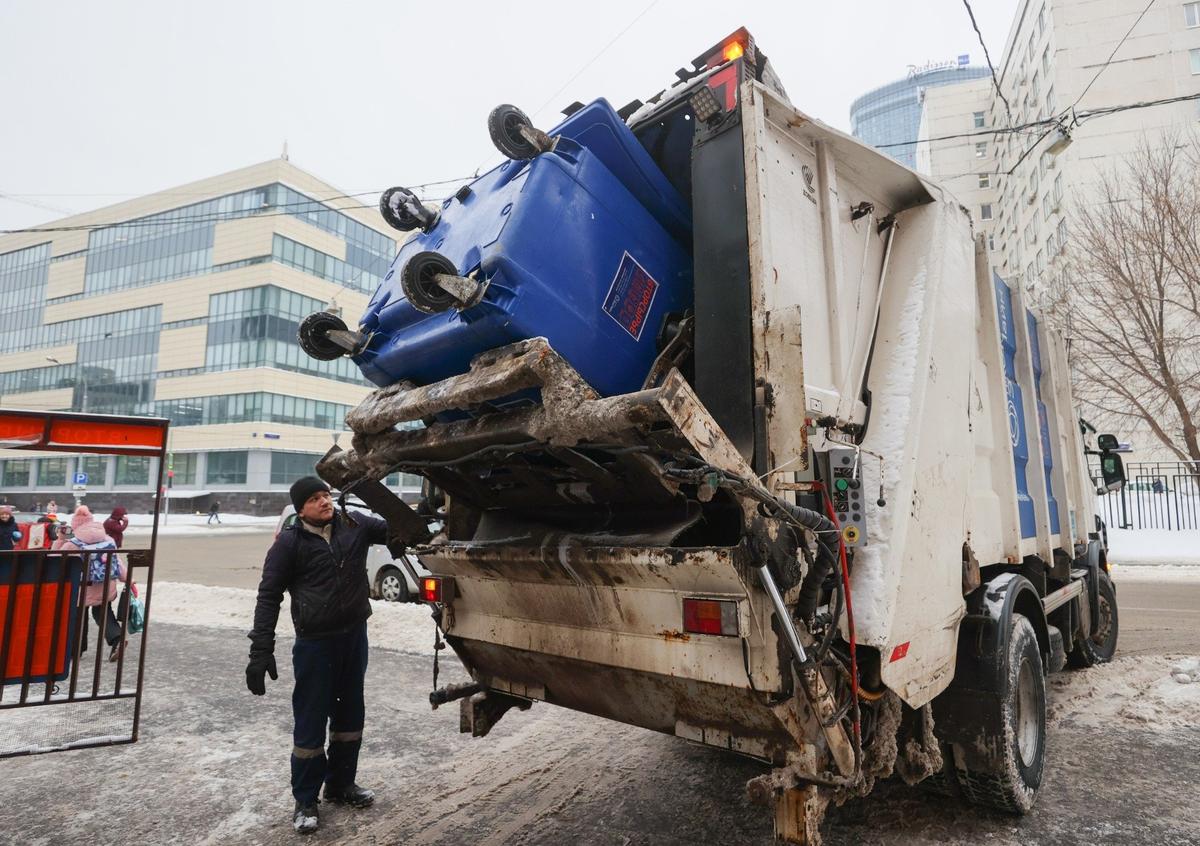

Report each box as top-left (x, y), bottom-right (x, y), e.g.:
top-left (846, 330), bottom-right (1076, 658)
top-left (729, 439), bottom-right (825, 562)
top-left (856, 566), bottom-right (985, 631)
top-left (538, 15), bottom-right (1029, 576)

top-left (961, 0), bottom-right (1015, 127)
top-left (0, 176), bottom-right (477, 236)
top-left (1070, 0), bottom-right (1157, 112)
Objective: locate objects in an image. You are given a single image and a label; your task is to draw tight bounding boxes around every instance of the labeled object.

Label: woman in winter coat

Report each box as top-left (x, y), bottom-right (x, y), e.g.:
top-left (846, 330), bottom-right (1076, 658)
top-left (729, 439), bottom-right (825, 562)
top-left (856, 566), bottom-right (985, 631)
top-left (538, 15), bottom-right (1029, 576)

top-left (0, 506), bottom-right (21, 551)
top-left (103, 505), bottom-right (129, 548)
top-left (54, 505), bottom-right (126, 661)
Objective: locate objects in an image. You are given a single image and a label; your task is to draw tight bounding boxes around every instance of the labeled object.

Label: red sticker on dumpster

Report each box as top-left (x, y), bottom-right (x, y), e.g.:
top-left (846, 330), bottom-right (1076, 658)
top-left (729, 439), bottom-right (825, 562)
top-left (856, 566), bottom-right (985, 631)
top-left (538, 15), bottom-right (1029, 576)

top-left (889, 642), bottom-right (910, 663)
top-left (602, 252), bottom-right (659, 341)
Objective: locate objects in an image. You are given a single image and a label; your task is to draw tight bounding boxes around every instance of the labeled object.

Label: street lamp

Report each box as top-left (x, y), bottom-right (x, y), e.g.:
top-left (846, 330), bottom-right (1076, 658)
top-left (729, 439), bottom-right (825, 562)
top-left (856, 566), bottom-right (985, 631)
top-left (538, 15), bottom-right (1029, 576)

top-left (45, 356), bottom-right (87, 412)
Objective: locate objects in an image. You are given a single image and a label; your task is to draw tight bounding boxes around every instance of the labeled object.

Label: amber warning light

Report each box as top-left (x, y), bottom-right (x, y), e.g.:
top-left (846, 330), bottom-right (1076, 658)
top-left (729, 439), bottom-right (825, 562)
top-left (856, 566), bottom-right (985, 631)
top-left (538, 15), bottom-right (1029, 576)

top-left (723, 42), bottom-right (744, 62)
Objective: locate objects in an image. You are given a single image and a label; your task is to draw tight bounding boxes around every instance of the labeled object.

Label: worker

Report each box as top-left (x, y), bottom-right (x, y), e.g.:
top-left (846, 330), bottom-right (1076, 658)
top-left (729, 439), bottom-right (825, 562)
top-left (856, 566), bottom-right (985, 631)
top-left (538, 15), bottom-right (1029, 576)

top-left (245, 476), bottom-right (388, 834)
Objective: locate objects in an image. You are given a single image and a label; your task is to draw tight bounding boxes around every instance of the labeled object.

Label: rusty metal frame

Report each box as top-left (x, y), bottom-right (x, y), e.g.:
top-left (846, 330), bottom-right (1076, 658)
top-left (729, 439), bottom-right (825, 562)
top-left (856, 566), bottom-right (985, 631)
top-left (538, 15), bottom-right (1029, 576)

top-left (0, 409), bottom-right (168, 758)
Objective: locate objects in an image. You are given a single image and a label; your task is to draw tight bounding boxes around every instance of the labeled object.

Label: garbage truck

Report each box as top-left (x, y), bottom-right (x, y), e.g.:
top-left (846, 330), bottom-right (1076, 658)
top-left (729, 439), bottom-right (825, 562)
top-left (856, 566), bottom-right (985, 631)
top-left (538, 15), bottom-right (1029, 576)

top-left (299, 29), bottom-right (1125, 843)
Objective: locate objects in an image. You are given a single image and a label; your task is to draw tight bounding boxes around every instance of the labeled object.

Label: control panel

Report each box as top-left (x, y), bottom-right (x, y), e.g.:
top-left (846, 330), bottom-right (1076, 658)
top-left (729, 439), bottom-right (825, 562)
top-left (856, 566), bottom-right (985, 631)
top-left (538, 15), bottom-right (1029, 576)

top-left (824, 447), bottom-right (867, 547)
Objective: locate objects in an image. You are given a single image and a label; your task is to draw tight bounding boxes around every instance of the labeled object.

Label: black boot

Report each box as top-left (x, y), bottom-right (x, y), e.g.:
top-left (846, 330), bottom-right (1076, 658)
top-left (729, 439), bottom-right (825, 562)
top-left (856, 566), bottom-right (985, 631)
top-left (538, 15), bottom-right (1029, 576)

top-left (323, 783), bottom-right (375, 808)
top-left (293, 801), bottom-right (319, 834)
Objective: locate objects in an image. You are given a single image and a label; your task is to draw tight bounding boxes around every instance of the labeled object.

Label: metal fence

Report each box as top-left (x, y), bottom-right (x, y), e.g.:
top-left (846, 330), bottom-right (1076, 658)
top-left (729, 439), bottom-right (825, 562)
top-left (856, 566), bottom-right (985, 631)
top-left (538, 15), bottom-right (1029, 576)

top-left (1092, 460), bottom-right (1200, 531)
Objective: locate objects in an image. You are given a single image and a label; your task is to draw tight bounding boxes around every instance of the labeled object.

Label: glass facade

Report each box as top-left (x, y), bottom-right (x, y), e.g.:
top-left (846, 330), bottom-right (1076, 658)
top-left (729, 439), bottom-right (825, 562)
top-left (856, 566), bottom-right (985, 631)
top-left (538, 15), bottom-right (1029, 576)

top-left (0, 243), bottom-right (51, 339)
top-left (205, 285), bottom-right (365, 383)
top-left (270, 452), bottom-right (321, 484)
top-left (151, 392), bottom-right (351, 429)
top-left (206, 451), bottom-right (248, 485)
top-left (82, 183), bottom-right (394, 296)
top-left (170, 452), bottom-right (198, 486)
top-left (850, 65), bottom-right (992, 168)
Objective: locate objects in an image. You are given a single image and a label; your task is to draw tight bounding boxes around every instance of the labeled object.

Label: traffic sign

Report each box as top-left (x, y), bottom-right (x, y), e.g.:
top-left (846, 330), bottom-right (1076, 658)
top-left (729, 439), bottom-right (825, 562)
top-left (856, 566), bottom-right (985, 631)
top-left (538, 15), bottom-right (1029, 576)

top-left (73, 472), bottom-right (88, 486)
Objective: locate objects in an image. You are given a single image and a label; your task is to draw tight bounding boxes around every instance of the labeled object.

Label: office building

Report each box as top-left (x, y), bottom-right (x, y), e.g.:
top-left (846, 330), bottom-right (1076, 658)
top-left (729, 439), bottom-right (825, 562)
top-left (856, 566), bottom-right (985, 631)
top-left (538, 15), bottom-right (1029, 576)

top-left (850, 61), bottom-right (992, 168)
top-left (0, 159), bottom-right (418, 514)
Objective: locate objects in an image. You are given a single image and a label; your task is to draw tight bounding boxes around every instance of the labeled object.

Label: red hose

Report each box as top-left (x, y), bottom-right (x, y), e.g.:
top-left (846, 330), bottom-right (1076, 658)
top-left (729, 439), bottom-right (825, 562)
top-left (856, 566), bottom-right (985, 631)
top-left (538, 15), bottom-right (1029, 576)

top-left (821, 489), bottom-right (862, 760)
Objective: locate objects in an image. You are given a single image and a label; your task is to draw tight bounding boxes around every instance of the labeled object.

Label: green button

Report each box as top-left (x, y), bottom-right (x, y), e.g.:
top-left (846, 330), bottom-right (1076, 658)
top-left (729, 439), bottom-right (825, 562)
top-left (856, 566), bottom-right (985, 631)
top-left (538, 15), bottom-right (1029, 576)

top-left (834, 478), bottom-right (849, 492)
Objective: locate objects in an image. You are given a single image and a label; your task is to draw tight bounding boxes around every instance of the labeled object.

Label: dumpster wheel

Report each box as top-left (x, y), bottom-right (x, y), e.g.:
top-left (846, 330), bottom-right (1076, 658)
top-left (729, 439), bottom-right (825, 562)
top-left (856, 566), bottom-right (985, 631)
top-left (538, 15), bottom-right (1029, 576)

top-left (488, 104), bottom-right (545, 160)
top-left (298, 311), bottom-right (352, 361)
top-left (402, 251), bottom-right (466, 314)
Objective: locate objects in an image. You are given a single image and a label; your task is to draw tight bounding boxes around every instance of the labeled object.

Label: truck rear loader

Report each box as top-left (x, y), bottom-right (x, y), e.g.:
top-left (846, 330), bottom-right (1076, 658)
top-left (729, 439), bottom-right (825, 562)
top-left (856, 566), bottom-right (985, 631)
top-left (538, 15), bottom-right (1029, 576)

top-left (301, 29), bottom-right (1124, 843)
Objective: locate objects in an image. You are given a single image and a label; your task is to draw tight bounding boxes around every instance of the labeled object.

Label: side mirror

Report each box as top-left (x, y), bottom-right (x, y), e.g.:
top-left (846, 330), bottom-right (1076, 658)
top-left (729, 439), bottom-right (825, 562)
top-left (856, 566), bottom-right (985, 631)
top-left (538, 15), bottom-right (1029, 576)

top-left (1097, 433), bottom-right (1119, 452)
top-left (1100, 453), bottom-right (1126, 492)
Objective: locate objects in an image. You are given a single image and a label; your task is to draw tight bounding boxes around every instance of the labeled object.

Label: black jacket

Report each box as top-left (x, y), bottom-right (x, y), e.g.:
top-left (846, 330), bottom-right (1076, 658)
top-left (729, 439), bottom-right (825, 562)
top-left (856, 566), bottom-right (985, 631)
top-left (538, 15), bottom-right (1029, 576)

top-left (249, 510), bottom-right (388, 656)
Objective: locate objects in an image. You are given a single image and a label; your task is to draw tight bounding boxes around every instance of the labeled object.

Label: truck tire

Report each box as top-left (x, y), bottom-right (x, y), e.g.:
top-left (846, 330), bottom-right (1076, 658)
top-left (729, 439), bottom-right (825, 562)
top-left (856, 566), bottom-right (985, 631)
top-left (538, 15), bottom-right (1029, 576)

top-left (951, 614), bottom-right (1045, 815)
top-left (918, 742), bottom-right (961, 798)
top-left (1067, 572), bottom-right (1118, 668)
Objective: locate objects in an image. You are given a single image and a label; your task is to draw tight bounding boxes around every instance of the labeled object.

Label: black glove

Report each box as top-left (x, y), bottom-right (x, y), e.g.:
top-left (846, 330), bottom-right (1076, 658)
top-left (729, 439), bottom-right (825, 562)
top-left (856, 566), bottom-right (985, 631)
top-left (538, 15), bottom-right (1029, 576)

top-left (246, 652), bottom-right (278, 696)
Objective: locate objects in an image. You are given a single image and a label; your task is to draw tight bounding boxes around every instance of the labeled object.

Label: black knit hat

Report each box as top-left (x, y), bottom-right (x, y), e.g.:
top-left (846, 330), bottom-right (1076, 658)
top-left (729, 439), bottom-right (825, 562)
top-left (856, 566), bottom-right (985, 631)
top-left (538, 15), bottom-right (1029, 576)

top-left (289, 476), bottom-right (330, 514)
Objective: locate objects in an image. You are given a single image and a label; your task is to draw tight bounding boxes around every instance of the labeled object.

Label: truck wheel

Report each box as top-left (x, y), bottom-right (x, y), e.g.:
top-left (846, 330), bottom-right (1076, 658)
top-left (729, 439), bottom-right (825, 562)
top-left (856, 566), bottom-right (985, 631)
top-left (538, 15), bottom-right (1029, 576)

top-left (918, 742), bottom-right (961, 798)
top-left (378, 566), bottom-right (408, 603)
top-left (488, 104), bottom-right (541, 160)
top-left (1067, 573), bottom-right (1118, 668)
top-left (952, 614), bottom-right (1045, 815)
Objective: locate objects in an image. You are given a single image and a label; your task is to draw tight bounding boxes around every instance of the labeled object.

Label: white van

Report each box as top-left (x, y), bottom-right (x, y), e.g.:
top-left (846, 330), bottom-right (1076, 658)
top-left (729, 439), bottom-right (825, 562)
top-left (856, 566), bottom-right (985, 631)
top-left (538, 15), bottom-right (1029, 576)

top-left (273, 502), bottom-right (424, 602)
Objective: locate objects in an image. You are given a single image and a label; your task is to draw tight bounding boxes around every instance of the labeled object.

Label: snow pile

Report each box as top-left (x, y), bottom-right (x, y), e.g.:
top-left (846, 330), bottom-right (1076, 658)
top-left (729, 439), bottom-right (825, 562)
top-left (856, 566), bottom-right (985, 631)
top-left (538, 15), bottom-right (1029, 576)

top-left (149, 581), bottom-right (438, 655)
top-left (1048, 654), bottom-right (1200, 732)
top-left (1106, 528), bottom-right (1200, 567)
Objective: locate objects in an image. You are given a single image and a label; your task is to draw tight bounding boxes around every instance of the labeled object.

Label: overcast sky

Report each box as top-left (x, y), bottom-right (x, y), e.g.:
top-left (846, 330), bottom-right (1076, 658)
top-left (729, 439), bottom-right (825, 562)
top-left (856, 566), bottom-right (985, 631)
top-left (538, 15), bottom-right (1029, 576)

top-left (0, 0), bottom-right (1018, 232)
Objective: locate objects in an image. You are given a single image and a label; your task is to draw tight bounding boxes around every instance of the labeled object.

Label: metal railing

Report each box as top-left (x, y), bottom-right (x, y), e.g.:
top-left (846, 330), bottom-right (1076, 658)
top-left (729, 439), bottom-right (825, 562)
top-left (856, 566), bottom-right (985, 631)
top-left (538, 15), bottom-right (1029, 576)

top-left (1092, 460), bottom-right (1200, 531)
top-left (0, 409), bottom-right (168, 758)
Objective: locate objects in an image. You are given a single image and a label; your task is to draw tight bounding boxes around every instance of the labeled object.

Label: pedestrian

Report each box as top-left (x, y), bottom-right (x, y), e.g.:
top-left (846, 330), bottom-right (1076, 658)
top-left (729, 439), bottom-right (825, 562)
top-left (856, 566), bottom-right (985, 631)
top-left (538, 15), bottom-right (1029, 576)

top-left (246, 477), bottom-right (386, 834)
top-left (207, 499), bottom-right (221, 525)
top-left (104, 505), bottom-right (129, 548)
top-left (33, 500), bottom-right (42, 514)
top-left (0, 506), bottom-right (21, 551)
top-left (37, 511), bottom-right (60, 542)
top-left (53, 506), bottom-right (125, 662)
top-left (46, 500), bottom-right (57, 516)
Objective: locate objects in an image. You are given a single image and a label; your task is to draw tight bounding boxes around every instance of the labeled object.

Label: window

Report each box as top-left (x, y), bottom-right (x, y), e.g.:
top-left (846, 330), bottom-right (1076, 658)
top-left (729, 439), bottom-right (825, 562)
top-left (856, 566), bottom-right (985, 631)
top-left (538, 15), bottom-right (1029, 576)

top-left (170, 453), bottom-right (198, 486)
top-left (1187, 2), bottom-right (1200, 27)
top-left (1057, 218), bottom-right (1068, 250)
top-left (988, 234), bottom-right (996, 251)
top-left (1046, 233), bottom-right (1056, 256)
top-left (1053, 172), bottom-right (1064, 204)
top-left (2, 459), bottom-right (31, 487)
top-left (1026, 262), bottom-right (1036, 285)
top-left (1042, 45), bottom-right (1051, 76)
top-left (80, 456), bottom-right (108, 487)
top-left (1046, 84), bottom-right (1055, 115)
top-left (115, 455), bottom-right (151, 486)
top-left (978, 173), bottom-right (991, 189)
top-left (975, 142), bottom-right (987, 158)
top-left (1030, 70), bottom-right (1040, 99)
top-left (270, 452), bottom-right (321, 485)
top-left (206, 451), bottom-right (247, 485)
top-left (1043, 193), bottom-right (1053, 220)
top-left (38, 457), bottom-right (70, 487)
top-left (385, 472), bottom-right (424, 491)
top-left (973, 111), bottom-right (986, 128)
top-left (980, 203), bottom-right (994, 221)
top-left (1036, 249), bottom-right (1045, 273)
top-left (1038, 4), bottom-right (1047, 35)
top-left (1191, 48), bottom-right (1200, 75)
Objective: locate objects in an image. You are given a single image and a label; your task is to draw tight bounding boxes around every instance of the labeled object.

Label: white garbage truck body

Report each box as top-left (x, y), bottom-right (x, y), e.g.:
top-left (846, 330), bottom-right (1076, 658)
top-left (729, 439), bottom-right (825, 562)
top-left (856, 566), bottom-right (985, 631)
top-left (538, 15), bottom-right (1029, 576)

top-left (313, 32), bottom-right (1120, 844)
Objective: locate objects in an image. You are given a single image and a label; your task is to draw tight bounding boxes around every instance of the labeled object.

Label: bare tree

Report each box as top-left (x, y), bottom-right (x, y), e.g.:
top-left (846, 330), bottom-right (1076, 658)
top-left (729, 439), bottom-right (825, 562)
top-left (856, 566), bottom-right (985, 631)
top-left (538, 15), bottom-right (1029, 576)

top-left (1054, 137), bottom-right (1200, 462)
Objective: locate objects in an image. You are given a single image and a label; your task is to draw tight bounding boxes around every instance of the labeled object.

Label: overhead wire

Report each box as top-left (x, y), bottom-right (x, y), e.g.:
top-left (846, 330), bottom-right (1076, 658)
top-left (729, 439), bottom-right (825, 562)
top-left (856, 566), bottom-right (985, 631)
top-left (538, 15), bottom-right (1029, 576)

top-left (961, 0), bottom-right (1016, 127)
top-left (1069, 0), bottom-right (1157, 112)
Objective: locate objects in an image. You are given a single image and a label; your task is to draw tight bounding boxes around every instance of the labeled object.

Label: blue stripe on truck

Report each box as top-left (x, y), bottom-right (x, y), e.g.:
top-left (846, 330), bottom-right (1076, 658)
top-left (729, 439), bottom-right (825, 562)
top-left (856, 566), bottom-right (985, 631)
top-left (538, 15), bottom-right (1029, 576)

top-left (994, 274), bottom-right (1036, 539)
top-left (1026, 310), bottom-right (1061, 535)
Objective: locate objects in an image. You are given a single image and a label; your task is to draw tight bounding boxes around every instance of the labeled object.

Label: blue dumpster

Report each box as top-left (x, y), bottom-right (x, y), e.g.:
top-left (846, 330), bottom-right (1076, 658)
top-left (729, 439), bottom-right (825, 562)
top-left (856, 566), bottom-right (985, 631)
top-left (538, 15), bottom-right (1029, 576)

top-left (354, 98), bottom-right (693, 400)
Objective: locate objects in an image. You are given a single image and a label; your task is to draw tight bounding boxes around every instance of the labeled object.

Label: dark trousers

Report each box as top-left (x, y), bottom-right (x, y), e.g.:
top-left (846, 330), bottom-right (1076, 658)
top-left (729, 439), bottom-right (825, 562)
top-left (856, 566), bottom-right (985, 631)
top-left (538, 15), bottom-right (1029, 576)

top-left (81, 595), bottom-right (126, 653)
top-left (290, 623), bottom-right (369, 804)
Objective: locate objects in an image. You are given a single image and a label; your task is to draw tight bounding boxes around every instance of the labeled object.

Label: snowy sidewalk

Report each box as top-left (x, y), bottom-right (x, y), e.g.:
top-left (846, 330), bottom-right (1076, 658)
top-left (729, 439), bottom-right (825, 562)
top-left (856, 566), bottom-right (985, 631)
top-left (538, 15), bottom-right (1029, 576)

top-left (125, 512), bottom-right (277, 536)
top-left (150, 581), bottom-right (437, 655)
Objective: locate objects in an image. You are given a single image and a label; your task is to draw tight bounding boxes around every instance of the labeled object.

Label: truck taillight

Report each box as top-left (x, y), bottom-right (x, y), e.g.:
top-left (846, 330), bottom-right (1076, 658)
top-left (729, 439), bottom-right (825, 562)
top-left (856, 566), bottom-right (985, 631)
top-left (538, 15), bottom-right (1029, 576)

top-left (682, 598), bottom-right (739, 637)
top-left (421, 576), bottom-right (454, 603)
